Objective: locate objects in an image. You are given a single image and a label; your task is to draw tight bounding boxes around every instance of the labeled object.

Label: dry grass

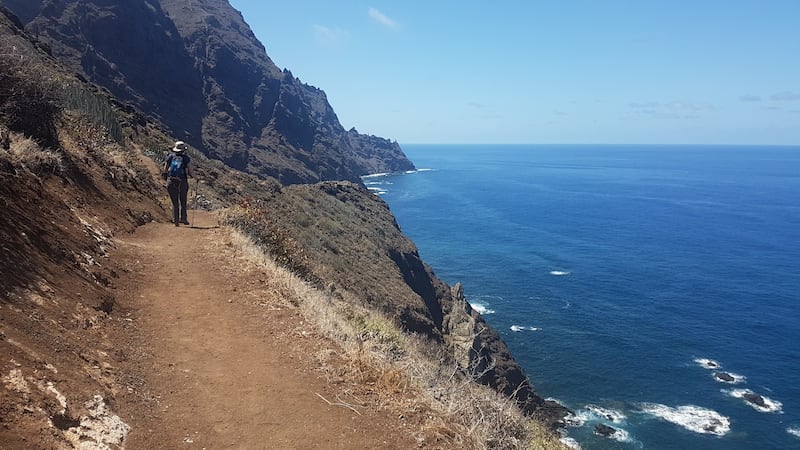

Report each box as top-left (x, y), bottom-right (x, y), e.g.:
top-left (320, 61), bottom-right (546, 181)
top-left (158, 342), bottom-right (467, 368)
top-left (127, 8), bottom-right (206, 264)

top-left (223, 226), bottom-right (570, 450)
top-left (1, 132), bottom-right (64, 175)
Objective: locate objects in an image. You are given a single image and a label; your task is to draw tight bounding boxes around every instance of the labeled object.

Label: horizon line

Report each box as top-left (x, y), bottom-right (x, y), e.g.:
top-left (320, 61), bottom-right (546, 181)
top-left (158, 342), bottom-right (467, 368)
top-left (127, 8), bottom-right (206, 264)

top-left (397, 142), bottom-right (800, 147)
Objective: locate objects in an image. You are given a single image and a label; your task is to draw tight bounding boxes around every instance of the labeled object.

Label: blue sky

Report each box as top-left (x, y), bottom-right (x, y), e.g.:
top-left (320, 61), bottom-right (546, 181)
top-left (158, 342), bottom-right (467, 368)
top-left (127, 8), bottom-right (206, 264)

top-left (229, 1), bottom-right (799, 145)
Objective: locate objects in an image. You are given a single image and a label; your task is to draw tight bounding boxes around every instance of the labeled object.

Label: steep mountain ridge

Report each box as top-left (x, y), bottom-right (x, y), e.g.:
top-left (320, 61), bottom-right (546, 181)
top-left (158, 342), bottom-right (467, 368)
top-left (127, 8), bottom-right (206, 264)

top-left (5, 0), bottom-right (413, 183)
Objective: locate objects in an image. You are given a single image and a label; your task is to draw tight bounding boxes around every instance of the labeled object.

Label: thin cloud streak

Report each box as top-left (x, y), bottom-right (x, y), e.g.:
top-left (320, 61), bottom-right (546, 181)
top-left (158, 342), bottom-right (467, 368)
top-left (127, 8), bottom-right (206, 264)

top-left (368, 7), bottom-right (399, 29)
top-left (312, 24), bottom-right (350, 47)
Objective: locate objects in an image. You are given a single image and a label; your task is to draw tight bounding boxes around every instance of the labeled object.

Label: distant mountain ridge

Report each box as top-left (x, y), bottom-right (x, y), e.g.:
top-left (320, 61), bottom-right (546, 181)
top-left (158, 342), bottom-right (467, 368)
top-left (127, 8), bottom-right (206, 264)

top-left (3, 0), bottom-right (413, 183)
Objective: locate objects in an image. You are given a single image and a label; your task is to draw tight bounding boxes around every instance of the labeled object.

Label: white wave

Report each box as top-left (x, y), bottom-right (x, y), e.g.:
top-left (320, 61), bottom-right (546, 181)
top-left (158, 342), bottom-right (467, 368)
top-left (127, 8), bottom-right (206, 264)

top-left (639, 403), bottom-right (730, 436)
top-left (711, 371), bottom-right (746, 384)
top-left (361, 172), bottom-right (390, 179)
top-left (366, 187), bottom-right (387, 195)
top-left (564, 404), bottom-right (626, 428)
top-left (562, 412), bottom-right (585, 428)
top-left (549, 270), bottom-right (571, 276)
top-left (724, 389), bottom-right (783, 413)
top-left (610, 428), bottom-right (632, 443)
top-left (585, 404), bottom-right (627, 424)
top-left (510, 325), bottom-right (540, 332)
top-left (594, 426), bottom-right (632, 443)
top-left (470, 302), bottom-right (495, 315)
top-left (788, 426), bottom-right (800, 438)
top-left (559, 437), bottom-right (582, 449)
top-left (404, 170), bottom-right (416, 174)
top-left (694, 358), bottom-right (722, 369)
top-left (416, 168), bottom-right (434, 172)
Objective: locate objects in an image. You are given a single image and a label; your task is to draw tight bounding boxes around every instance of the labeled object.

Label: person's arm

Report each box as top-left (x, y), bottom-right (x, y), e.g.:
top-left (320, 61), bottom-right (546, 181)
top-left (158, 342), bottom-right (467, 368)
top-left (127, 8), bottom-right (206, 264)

top-left (187, 160), bottom-right (195, 179)
top-left (161, 155), bottom-right (171, 179)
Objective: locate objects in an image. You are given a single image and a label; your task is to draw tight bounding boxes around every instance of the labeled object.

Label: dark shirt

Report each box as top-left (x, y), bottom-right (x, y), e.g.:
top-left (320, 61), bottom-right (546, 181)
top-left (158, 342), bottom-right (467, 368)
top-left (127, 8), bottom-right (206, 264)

top-left (165, 153), bottom-right (191, 180)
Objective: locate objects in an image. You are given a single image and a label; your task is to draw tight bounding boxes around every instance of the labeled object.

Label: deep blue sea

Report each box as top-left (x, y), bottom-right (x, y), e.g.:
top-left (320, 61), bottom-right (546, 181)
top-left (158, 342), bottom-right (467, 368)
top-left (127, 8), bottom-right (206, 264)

top-left (365, 145), bottom-right (800, 450)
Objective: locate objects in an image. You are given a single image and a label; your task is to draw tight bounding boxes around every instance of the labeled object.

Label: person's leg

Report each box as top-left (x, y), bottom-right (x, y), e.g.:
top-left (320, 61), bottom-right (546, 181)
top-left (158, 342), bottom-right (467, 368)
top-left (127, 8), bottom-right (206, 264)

top-left (167, 181), bottom-right (180, 225)
top-left (179, 179), bottom-right (190, 223)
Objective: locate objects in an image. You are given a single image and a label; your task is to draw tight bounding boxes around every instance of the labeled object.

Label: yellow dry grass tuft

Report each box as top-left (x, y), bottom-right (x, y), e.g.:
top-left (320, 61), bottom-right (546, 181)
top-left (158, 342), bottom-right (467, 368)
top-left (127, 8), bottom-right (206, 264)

top-left (3, 133), bottom-right (64, 174)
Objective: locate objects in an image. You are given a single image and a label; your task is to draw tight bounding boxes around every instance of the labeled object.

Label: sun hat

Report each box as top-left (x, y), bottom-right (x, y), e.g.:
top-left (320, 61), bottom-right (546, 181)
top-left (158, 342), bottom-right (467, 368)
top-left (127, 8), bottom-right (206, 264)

top-left (173, 141), bottom-right (188, 153)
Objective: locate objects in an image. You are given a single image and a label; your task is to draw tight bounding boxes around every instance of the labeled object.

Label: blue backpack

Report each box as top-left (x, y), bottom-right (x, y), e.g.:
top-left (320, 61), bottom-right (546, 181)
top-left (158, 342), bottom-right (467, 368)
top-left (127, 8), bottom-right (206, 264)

top-left (167, 154), bottom-right (185, 179)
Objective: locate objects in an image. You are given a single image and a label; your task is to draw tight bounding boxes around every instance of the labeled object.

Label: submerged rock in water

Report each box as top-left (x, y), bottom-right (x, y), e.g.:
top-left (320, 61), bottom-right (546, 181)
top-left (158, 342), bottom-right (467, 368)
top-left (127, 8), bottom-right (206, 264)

top-left (714, 371), bottom-right (735, 382)
top-left (594, 423), bottom-right (617, 437)
top-left (743, 392), bottom-right (768, 408)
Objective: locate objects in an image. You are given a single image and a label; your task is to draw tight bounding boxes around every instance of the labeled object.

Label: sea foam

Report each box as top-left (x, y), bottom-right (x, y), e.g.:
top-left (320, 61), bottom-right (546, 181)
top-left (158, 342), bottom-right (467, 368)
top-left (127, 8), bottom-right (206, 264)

top-left (361, 172), bottom-right (390, 179)
top-left (549, 270), bottom-right (571, 276)
top-left (510, 325), bottom-right (540, 332)
top-left (788, 426), bottom-right (800, 438)
top-left (694, 358), bottom-right (722, 369)
top-left (585, 404), bottom-right (627, 423)
top-left (470, 302), bottom-right (495, 315)
top-left (724, 389), bottom-right (783, 413)
top-left (564, 404), bottom-right (627, 427)
top-left (602, 427), bottom-right (633, 443)
top-left (366, 187), bottom-right (387, 195)
top-left (559, 437), bottom-right (582, 449)
top-left (711, 371), bottom-right (746, 384)
top-left (564, 405), bottom-right (633, 444)
top-left (639, 403), bottom-right (730, 436)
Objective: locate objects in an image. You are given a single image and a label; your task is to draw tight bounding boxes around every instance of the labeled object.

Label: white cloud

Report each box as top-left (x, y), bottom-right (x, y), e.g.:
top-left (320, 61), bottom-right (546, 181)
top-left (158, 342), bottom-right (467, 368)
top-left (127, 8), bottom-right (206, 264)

top-left (368, 7), bottom-right (399, 29)
top-left (312, 24), bottom-right (350, 47)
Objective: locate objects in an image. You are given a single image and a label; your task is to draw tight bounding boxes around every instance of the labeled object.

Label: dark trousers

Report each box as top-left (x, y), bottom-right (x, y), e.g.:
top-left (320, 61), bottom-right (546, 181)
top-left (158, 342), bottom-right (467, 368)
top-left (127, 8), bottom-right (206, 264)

top-left (167, 178), bottom-right (190, 224)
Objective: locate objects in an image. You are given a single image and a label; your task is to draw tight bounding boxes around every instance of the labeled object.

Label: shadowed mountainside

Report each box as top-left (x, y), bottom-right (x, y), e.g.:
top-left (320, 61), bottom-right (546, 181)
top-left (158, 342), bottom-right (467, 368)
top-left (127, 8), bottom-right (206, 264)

top-left (5, 0), bottom-right (414, 184)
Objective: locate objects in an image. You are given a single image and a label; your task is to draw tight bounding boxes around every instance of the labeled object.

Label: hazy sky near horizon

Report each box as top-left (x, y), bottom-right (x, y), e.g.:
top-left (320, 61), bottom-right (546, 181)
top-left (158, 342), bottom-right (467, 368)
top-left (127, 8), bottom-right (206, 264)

top-left (229, 1), bottom-right (799, 145)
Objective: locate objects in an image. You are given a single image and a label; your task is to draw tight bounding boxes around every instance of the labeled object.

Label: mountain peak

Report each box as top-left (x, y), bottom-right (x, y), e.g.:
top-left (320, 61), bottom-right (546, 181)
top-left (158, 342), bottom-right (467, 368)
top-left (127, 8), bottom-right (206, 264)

top-left (7, 0), bottom-right (413, 184)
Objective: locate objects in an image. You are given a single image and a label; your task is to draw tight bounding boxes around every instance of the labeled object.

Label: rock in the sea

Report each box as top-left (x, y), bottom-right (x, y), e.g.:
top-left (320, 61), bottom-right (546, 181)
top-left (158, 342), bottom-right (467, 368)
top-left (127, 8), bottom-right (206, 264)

top-left (743, 392), bottom-right (767, 408)
top-left (594, 423), bottom-right (617, 437)
top-left (714, 371), bottom-right (735, 382)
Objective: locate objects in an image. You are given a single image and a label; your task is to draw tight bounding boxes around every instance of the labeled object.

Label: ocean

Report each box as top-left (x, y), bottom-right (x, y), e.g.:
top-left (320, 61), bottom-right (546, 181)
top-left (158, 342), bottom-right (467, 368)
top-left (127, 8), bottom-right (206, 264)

top-left (364, 145), bottom-right (800, 450)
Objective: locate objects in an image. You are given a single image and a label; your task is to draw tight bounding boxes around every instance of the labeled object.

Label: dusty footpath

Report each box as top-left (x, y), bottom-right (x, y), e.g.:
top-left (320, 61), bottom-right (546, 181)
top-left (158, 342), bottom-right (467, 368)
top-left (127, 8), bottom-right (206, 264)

top-left (113, 211), bottom-right (415, 449)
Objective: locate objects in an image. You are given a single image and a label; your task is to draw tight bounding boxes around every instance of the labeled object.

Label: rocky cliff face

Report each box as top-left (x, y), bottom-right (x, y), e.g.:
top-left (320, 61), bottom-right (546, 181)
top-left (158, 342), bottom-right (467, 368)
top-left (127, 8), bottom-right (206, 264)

top-left (3, 0), bottom-right (413, 183)
top-left (229, 182), bottom-right (570, 428)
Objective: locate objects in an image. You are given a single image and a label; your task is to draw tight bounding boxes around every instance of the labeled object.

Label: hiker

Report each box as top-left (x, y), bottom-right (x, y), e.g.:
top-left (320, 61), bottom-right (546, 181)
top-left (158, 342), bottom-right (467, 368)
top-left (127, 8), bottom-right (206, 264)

top-left (162, 141), bottom-right (195, 226)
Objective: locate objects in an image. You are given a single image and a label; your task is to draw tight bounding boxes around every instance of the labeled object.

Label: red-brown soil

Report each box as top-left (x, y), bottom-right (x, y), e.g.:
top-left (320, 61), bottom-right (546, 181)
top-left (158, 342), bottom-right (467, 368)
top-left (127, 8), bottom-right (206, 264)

top-left (111, 211), bottom-right (417, 449)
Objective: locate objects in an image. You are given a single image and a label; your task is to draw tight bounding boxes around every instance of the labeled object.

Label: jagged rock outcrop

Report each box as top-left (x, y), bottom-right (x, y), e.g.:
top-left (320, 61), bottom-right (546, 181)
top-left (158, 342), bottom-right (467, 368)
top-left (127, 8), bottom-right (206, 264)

top-left (4, 0), bottom-right (413, 184)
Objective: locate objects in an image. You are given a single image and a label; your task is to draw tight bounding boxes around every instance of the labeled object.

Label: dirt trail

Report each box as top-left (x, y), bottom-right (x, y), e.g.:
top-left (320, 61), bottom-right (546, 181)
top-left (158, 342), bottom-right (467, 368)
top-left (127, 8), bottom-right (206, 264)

top-left (114, 211), bottom-right (415, 449)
